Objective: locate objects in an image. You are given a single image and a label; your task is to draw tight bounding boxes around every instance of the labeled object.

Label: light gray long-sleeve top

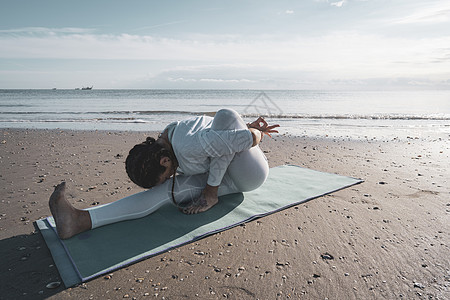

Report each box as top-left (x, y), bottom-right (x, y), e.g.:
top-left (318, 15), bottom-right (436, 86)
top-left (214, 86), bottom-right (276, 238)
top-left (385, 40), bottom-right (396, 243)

top-left (167, 115), bottom-right (253, 186)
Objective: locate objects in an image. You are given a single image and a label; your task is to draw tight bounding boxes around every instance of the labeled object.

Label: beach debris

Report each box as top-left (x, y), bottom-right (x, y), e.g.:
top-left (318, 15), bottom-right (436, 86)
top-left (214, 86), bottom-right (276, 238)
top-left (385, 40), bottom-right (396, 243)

top-left (276, 261), bottom-right (289, 269)
top-left (313, 274), bottom-right (321, 278)
top-left (321, 253), bottom-right (334, 260)
top-left (378, 181), bottom-right (387, 185)
top-left (413, 282), bottom-right (425, 289)
top-left (104, 273), bottom-right (113, 280)
top-left (281, 239), bottom-right (290, 246)
top-left (45, 281), bottom-right (61, 289)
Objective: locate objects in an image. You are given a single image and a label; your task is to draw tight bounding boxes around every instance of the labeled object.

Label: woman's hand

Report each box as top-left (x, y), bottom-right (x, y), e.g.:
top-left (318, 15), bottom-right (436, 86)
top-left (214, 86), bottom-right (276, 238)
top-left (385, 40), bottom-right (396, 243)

top-left (182, 185), bottom-right (219, 214)
top-left (247, 117), bottom-right (280, 139)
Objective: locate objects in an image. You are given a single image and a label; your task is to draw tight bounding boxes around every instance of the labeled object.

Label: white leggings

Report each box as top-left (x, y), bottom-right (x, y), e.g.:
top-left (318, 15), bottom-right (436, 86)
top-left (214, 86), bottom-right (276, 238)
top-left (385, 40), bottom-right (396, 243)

top-left (88, 109), bottom-right (269, 229)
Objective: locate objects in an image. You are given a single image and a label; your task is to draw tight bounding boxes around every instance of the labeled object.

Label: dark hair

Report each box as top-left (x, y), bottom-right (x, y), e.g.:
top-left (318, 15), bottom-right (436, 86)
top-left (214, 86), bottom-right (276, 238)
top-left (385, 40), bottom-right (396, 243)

top-left (125, 137), bottom-right (172, 188)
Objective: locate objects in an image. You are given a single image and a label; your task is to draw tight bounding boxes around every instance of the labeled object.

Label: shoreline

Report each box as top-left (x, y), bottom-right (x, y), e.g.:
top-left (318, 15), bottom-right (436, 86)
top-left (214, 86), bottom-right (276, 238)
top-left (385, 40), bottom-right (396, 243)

top-left (1, 124), bottom-right (448, 142)
top-left (0, 128), bottom-right (448, 299)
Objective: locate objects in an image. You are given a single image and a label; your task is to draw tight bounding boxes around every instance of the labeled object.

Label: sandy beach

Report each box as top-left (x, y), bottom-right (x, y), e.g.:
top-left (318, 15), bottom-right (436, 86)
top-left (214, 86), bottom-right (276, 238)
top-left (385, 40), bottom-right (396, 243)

top-left (0, 128), bottom-right (448, 299)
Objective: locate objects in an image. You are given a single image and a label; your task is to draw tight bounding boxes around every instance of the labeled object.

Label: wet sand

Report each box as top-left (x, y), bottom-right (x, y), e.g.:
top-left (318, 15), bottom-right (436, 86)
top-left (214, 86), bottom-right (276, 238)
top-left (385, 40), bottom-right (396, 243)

top-left (0, 129), bottom-right (448, 299)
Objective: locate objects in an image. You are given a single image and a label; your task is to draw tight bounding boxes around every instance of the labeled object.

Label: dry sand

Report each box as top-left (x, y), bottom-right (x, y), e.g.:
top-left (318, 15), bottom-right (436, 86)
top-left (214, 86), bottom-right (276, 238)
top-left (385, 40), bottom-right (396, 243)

top-left (0, 129), bottom-right (448, 299)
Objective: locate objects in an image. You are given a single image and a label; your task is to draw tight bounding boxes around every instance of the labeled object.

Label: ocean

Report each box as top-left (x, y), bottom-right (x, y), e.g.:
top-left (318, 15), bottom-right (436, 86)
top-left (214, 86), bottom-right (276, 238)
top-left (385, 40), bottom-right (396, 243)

top-left (0, 89), bottom-right (449, 141)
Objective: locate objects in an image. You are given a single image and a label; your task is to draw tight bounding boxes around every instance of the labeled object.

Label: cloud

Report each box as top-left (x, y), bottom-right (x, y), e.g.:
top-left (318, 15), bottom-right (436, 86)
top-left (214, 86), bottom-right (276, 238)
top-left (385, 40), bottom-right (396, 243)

top-left (199, 78), bottom-right (255, 83)
top-left (393, 5), bottom-right (450, 24)
top-left (1, 27), bottom-right (449, 76)
top-left (285, 10), bottom-right (294, 14)
top-left (0, 27), bottom-right (95, 35)
top-left (160, 64), bottom-right (262, 84)
top-left (1, 26), bottom-right (449, 88)
top-left (330, 1), bottom-right (347, 8)
top-left (130, 21), bottom-right (188, 32)
top-left (168, 77), bottom-right (197, 82)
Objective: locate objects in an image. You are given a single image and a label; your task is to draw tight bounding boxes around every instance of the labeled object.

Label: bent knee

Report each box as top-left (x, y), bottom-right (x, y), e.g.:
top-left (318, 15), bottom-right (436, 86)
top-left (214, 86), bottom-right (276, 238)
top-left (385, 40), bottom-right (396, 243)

top-left (233, 162), bottom-right (269, 192)
top-left (215, 108), bottom-right (240, 120)
top-left (212, 108), bottom-right (246, 130)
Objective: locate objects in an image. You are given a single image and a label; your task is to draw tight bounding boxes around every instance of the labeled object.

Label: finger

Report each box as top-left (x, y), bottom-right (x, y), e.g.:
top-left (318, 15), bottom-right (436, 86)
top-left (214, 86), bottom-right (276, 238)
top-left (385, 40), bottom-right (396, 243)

top-left (263, 129), bottom-right (279, 138)
top-left (252, 117), bottom-right (264, 127)
top-left (261, 126), bottom-right (279, 133)
top-left (267, 124), bottom-right (280, 129)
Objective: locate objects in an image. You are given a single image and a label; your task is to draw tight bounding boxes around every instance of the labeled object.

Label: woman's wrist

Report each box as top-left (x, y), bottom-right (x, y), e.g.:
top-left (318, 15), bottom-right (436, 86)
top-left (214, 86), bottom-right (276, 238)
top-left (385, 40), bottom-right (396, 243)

top-left (249, 128), bottom-right (262, 146)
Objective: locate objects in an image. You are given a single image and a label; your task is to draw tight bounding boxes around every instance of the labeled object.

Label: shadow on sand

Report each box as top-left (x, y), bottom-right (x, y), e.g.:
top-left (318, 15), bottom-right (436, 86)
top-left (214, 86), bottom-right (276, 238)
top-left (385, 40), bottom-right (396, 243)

top-left (0, 224), bottom-right (62, 300)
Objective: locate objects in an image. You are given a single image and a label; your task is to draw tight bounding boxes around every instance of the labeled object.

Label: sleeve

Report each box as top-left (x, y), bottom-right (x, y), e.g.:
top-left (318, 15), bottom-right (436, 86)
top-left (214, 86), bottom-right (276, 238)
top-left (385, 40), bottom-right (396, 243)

top-left (199, 128), bottom-right (253, 186)
top-left (207, 155), bottom-right (234, 186)
top-left (198, 129), bottom-right (253, 158)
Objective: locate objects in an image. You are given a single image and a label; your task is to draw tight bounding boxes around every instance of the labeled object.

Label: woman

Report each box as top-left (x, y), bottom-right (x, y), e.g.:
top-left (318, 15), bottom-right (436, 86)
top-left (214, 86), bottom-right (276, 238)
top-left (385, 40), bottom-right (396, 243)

top-left (49, 109), bottom-right (279, 239)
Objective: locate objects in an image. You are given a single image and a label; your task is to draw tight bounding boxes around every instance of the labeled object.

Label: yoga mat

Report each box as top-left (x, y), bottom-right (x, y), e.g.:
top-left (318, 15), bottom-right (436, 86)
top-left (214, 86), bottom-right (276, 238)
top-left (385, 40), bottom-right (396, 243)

top-left (36, 165), bottom-right (362, 287)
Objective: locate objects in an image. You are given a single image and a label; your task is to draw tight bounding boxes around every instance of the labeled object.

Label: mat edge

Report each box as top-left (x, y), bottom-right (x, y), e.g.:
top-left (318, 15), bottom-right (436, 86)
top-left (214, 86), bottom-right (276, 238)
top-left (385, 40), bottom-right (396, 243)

top-left (36, 218), bottom-right (82, 287)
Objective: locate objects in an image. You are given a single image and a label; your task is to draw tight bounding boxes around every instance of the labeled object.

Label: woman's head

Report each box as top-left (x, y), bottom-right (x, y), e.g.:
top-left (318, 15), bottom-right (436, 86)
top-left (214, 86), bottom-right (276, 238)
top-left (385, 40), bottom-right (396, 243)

top-left (125, 137), bottom-right (174, 188)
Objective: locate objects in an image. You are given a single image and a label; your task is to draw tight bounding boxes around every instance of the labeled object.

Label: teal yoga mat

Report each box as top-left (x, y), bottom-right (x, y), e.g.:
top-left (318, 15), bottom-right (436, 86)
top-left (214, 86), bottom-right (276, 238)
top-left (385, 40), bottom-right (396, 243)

top-left (36, 165), bottom-right (362, 287)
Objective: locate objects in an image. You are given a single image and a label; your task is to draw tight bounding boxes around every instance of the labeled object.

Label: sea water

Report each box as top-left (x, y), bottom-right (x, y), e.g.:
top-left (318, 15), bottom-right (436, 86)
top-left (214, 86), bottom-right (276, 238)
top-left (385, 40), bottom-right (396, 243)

top-left (0, 89), bottom-right (449, 141)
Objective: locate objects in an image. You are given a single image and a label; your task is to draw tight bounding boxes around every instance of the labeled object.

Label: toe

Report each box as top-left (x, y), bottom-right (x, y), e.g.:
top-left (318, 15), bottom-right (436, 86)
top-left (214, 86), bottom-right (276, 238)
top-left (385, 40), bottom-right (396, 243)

top-left (182, 207), bottom-right (193, 215)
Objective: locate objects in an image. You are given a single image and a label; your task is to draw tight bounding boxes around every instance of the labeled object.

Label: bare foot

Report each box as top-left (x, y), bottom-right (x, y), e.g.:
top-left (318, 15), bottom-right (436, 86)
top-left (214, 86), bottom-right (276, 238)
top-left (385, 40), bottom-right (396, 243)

top-left (49, 182), bottom-right (91, 239)
top-left (182, 194), bottom-right (219, 215)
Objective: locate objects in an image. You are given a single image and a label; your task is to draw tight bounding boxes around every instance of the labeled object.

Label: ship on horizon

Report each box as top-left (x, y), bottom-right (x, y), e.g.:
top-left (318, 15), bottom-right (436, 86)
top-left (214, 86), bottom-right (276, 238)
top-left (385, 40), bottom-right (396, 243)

top-left (75, 86), bottom-right (93, 90)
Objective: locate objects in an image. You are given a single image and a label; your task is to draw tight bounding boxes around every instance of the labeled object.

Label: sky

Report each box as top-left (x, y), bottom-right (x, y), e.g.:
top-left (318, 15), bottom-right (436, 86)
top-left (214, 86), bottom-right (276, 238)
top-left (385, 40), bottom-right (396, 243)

top-left (1, 0), bottom-right (449, 89)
